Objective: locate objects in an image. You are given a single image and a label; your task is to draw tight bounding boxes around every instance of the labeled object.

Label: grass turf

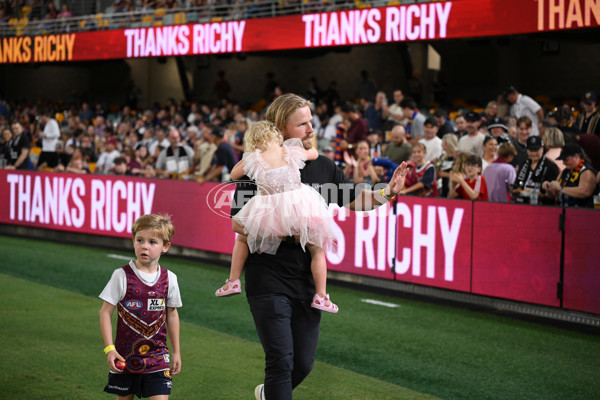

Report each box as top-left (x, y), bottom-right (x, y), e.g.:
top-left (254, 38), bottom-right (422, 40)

top-left (1, 235), bottom-right (599, 399)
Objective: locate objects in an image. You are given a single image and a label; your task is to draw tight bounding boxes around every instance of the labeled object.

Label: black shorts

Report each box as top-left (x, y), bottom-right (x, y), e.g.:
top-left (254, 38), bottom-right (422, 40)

top-left (104, 370), bottom-right (172, 398)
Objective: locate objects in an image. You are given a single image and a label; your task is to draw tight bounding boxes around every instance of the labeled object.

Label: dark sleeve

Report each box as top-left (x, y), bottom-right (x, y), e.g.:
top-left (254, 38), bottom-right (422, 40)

top-left (544, 160), bottom-right (559, 182)
top-left (230, 177), bottom-right (257, 217)
top-left (420, 165), bottom-right (435, 189)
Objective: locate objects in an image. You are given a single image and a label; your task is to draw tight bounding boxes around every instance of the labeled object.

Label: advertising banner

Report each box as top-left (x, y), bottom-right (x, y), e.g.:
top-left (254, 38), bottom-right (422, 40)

top-left (1, 0), bottom-right (599, 63)
top-left (1, 170), bottom-right (598, 314)
top-left (471, 202), bottom-right (563, 307)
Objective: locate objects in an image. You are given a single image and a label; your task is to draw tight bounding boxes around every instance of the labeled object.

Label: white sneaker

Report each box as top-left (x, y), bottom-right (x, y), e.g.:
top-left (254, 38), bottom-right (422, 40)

top-left (254, 384), bottom-right (265, 400)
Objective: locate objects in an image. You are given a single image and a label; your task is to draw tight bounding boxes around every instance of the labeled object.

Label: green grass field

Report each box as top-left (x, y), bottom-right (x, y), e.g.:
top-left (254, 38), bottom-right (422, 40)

top-left (1, 235), bottom-right (599, 400)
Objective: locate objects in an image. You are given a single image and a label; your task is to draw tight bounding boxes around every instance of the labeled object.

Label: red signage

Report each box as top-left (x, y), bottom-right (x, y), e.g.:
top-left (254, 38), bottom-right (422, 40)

top-left (1, 170), bottom-right (599, 315)
top-left (1, 0), bottom-right (598, 63)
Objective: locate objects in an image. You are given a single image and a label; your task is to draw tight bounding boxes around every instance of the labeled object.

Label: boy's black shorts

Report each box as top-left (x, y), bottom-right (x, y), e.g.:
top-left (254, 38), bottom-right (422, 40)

top-left (104, 370), bottom-right (172, 398)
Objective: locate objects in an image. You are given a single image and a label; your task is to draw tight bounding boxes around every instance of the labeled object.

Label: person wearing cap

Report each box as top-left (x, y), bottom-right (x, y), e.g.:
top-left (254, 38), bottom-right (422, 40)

top-left (487, 117), bottom-right (511, 144)
top-left (419, 117), bottom-right (443, 163)
top-left (575, 90), bottom-right (600, 136)
top-left (513, 136), bottom-right (559, 204)
top-left (457, 111), bottom-right (485, 156)
top-left (433, 108), bottom-right (455, 137)
top-left (542, 143), bottom-right (597, 208)
top-left (503, 85), bottom-right (544, 136)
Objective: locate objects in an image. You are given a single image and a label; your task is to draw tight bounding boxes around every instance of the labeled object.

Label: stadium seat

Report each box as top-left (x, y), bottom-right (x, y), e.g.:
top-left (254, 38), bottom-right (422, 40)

top-left (174, 12), bottom-right (186, 25)
top-left (141, 15), bottom-right (153, 27)
top-left (88, 162), bottom-right (96, 173)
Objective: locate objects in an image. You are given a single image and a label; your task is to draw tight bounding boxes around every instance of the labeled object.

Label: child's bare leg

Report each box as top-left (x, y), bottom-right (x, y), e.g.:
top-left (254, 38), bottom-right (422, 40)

top-left (230, 233), bottom-right (248, 281)
top-left (216, 222), bottom-right (247, 296)
top-left (308, 244), bottom-right (338, 312)
top-left (308, 244), bottom-right (328, 298)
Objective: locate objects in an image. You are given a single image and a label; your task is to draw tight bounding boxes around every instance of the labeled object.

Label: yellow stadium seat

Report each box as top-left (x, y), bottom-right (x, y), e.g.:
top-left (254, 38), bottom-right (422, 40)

top-left (174, 12), bottom-right (186, 25)
top-left (88, 162), bottom-right (97, 173)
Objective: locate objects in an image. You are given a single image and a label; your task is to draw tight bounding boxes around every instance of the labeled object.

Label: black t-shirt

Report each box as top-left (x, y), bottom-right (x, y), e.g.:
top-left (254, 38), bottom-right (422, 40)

top-left (231, 155), bottom-right (357, 299)
top-left (213, 142), bottom-right (236, 178)
top-left (7, 133), bottom-right (31, 169)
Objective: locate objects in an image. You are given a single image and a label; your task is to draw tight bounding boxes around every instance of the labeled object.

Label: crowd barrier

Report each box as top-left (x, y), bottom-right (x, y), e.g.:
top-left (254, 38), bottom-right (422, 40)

top-left (1, 170), bottom-right (598, 315)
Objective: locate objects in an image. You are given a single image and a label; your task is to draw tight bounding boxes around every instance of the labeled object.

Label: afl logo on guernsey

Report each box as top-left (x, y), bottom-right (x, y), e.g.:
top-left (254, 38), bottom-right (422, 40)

top-left (125, 300), bottom-right (143, 310)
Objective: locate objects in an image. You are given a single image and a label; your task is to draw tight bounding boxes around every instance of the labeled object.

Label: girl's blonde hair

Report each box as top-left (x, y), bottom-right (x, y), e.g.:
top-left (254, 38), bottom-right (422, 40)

top-left (132, 214), bottom-right (175, 243)
top-left (244, 120), bottom-right (283, 152)
top-left (442, 133), bottom-right (459, 157)
top-left (452, 152), bottom-right (471, 173)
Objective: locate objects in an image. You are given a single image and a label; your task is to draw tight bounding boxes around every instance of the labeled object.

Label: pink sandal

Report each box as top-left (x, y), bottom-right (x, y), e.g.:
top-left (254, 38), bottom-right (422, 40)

top-left (215, 279), bottom-right (242, 297)
top-left (311, 293), bottom-right (339, 313)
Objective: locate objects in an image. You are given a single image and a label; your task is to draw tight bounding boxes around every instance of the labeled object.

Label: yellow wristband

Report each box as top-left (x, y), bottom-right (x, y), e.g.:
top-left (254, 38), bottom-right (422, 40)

top-left (104, 345), bottom-right (115, 356)
top-left (380, 188), bottom-right (396, 201)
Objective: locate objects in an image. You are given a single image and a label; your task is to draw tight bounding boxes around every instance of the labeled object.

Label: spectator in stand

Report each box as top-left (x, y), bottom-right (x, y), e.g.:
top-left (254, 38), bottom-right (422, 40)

top-left (449, 154), bottom-right (488, 201)
top-left (399, 142), bottom-right (438, 197)
top-left (5, 122), bottom-right (32, 170)
top-left (340, 104), bottom-right (368, 153)
top-left (458, 111), bottom-right (485, 156)
top-left (487, 117), bottom-right (511, 144)
top-left (400, 96), bottom-right (426, 143)
top-left (513, 136), bottom-right (559, 204)
top-left (231, 117), bottom-right (250, 161)
top-left (80, 102), bottom-right (93, 123)
top-left (36, 110), bottom-right (61, 169)
top-left (59, 147), bottom-right (90, 174)
top-left (367, 130), bottom-right (384, 159)
top-left (454, 113), bottom-right (467, 137)
top-left (356, 70), bottom-right (377, 102)
top-left (55, 140), bottom-right (71, 169)
top-left (542, 143), bottom-right (597, 208)
top-left (576, 90), bottom-right (600, 136)
top-left (419, 117), bottom-right (443, 163)
top-left (481, 135), bottom-right (498, 172)
top-left (80, 133), bottom-right (97, 163)
top-left (511, 116), bottom-right (532, 169)
top-left (110, 156), bottom-right (131, 176)
top-left (388, 89), bottom-right (406, 126)
top-left (343, 140), bottom-right (380, 185)
top-left (1, 126), bottom-right (11, 166)
top-left (45, 2), bottom-right (59, 19)
top-left (155, 129), bottom-right (194, 179)
top-left (543, 127), bottom-right (566, 172)
top-left (196, 125), bottom-right (236, 183)
top-left (188, 129), bottom-right (217, 177)
top-left (96, 138), bottom-right (121, 174)
top-left (483, 142), bottom-right (517, 203)
top-left (433, 108), bottom-right (455, 137)
top-left (481, 100), bottom-right (499, 125)
top-left (503, 85), bottom-right (544, 136)
top-left (437, 133), bottom-right (459, 198)
top-left (372, 124), bottom-right (412, 180)
top-left (212, 70), bottom-right (231, 103)
top-left (364, 91), bottom-right (389, 133)
top-left (58, 4), bottom-right (72, 18)
top-left (554, 105), bottom-right (580, 137)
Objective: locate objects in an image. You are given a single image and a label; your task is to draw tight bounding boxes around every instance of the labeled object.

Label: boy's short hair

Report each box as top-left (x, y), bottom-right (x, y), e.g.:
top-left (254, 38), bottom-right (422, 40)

top-left (498, 142), bottom-right (517, 158)
top-left (132, 214), bottom-right (175, 243)
top-left (465, 154), bottom-right (482, 168)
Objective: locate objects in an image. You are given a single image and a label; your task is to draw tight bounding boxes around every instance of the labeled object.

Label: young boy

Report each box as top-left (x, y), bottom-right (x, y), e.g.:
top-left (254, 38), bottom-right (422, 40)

top-left (99, 214), bottom-right (182, 399)
top-left (449, 153), bottom-right (489, 201)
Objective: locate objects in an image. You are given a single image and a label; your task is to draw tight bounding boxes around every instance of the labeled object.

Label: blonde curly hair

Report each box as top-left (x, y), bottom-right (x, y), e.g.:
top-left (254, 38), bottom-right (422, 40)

top-left (244, 120), bottom-right (283, 152)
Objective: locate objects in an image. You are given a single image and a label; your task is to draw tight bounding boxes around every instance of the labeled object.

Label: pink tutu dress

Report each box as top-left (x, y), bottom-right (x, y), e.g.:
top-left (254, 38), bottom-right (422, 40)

top-left (233, 138), bottom-right (337, 255)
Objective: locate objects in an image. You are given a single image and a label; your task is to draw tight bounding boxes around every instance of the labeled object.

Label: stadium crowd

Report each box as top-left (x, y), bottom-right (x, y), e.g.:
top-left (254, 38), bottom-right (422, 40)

top-left (1, 83), bottom-right (599, 207)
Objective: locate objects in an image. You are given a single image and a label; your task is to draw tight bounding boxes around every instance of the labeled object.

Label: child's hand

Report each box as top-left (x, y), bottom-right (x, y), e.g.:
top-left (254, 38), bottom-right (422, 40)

top-left (106, 350), bottom-right (126, 373)
top-left (170, 352), bottom-right (182, 375)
